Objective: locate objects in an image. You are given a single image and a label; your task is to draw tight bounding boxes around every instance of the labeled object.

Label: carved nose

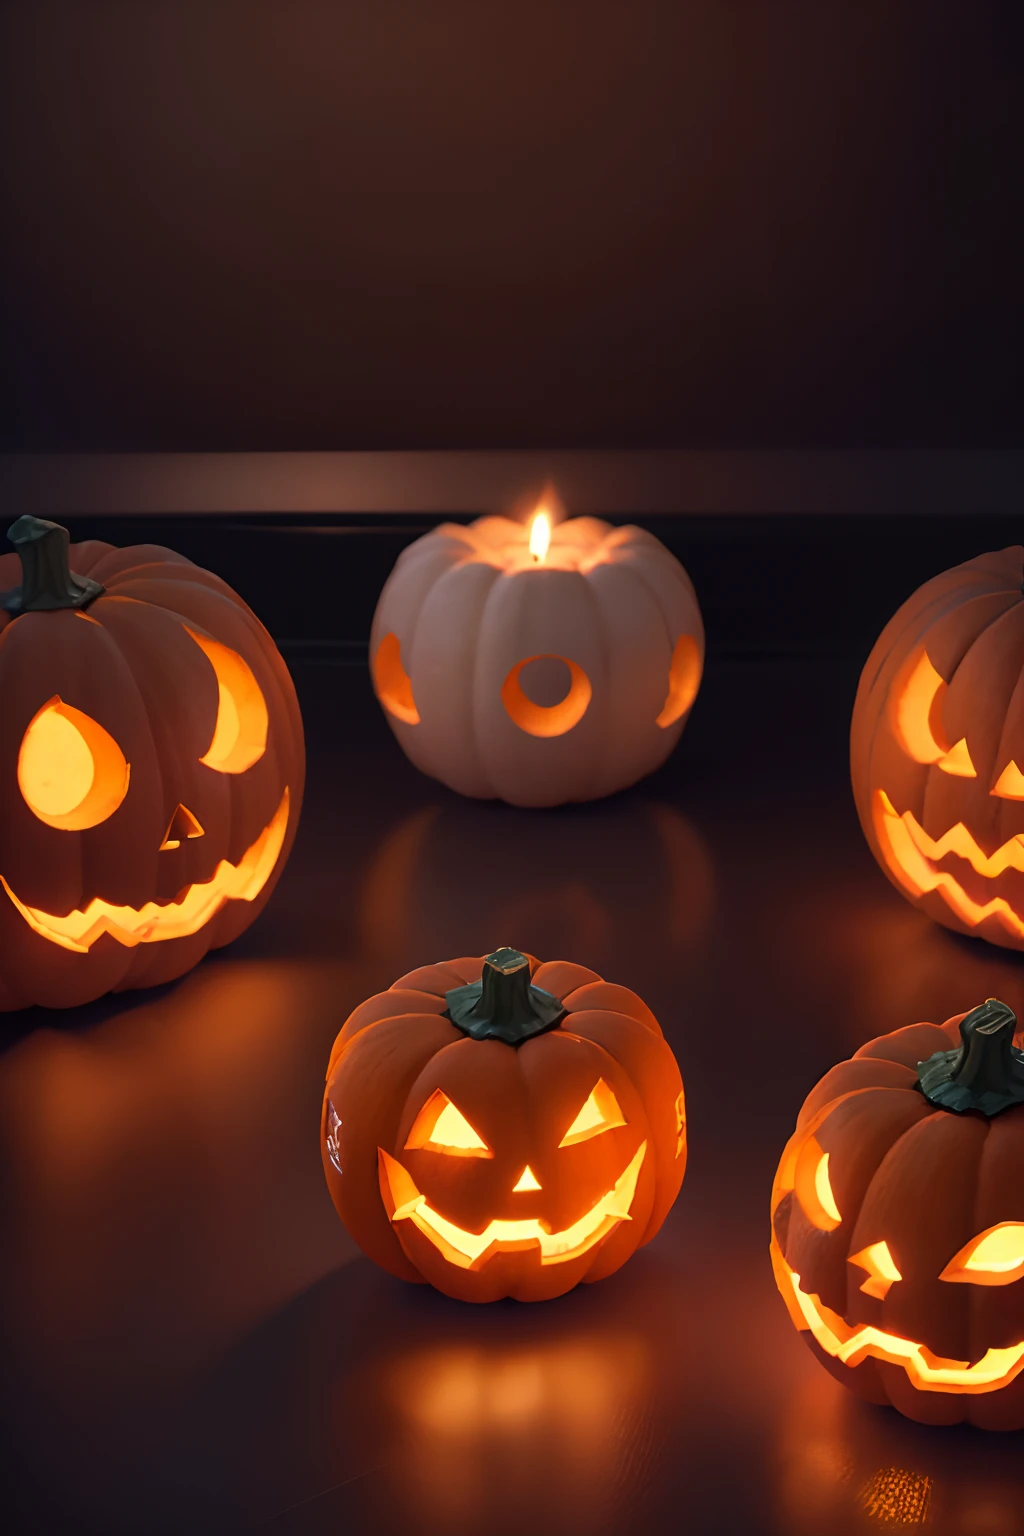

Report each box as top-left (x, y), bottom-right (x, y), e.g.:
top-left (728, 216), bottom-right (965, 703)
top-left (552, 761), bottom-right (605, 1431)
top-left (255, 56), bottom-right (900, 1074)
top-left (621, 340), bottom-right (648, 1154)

top-left (160, 803), bottom-right (205, 850)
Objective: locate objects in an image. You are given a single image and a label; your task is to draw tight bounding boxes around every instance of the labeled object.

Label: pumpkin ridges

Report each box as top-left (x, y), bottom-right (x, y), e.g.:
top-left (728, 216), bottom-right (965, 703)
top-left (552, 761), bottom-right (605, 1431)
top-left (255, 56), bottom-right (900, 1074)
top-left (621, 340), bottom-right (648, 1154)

top-left (782, 1089), bottom-right (933, 1320)
top-left (86, 546), bottom-right (195, 583)
top-left (324, 1011), bottom-right (461, 1284)
top-left (795, 1058), bottom-right (918, 1128)
top-left (531, 960), bottom-right (602, 998)
top-left (331, 988), bottom-right (450, 1067)
top-left (405, 560), bottom-right (504, 799)
top-left (968, 1111), bottom-right (1024, 1428)
top-left (565, 1005), bottom-right (685, 1242)
top-left (863, 1112), bottom-right (990, 1425)
top-left (392, 958), bottom-right (484, 996)
top-left (515, 1027), bottom-right (656, 1289)
top-left (853, 1021), bottom-right (955, 1068)
top-left (562, 981), bottom-right (662, 1034)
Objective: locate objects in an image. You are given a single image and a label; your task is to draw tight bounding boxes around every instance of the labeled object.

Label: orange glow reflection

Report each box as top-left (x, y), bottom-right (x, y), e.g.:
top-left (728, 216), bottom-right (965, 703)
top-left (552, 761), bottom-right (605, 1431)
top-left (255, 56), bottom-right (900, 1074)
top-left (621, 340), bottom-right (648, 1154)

top-left (385, 1336), bottom-right (649, 1528)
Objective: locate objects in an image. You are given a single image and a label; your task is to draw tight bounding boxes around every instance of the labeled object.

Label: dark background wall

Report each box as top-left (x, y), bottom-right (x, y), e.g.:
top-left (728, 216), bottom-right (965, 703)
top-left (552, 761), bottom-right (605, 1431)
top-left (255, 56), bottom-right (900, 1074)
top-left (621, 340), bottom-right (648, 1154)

top-left (0, 1), bottom-right (1019, 452)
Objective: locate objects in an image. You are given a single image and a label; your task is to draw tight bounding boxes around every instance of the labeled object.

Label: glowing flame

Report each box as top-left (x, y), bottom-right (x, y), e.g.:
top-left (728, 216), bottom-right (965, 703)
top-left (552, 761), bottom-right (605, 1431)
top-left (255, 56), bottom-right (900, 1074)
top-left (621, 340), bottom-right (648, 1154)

top-left (529, 508), bottom-right (551, 562)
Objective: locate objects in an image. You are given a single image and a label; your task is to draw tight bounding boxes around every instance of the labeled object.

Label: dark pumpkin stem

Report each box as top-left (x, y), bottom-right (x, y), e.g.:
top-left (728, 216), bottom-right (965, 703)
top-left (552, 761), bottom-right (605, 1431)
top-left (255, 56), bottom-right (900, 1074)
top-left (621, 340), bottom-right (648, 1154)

top-left (446, 947), bottom-right (565, 1046)
top-left (917, 998), bottom-right (1024, 1116)
top-left (0, 516), bottom-right (104, 615)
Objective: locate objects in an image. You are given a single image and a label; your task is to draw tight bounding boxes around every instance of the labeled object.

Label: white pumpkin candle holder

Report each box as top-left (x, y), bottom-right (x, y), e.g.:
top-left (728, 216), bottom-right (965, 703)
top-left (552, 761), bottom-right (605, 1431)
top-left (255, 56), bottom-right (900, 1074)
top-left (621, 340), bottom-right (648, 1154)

top-left (370, 499), bottom-right (704, 807)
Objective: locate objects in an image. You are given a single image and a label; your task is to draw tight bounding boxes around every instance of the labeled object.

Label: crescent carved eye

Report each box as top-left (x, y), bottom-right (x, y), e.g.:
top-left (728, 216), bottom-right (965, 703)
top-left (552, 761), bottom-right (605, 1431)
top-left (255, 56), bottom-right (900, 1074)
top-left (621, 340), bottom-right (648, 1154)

top-left (941, 1223), bottom-right (1024, 1285)
top-left (656, 634), bottom-right (702, 729)
top-left (373, 632), bottom-right (420, 725)
top-left (18, 696), bottom-right (130, 830)
top-left (558, 1079), bottom-right (626, 1147)
top-left (793, 1137), bottom-right (842, 1231)
top-left (891, 649), bottom-right (976, 777)
top-left (404, 1090), bottom-right (493, 1158)
top-left (186, 627), bottom-right (268, 773)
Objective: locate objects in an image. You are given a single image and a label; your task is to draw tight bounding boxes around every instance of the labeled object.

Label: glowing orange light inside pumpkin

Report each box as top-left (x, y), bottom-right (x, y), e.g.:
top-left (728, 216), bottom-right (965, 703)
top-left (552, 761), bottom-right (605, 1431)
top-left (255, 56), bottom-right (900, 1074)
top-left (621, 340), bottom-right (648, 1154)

top-left (1, 788), bottom-right (289, 952)
top-left (941, 1223), bottom-right (1024, 1285)
top-left (529, 509), bottom-right (551, 563)
top-left (992, 761), bottom-right (1024, 800)
top-left (379, 1140), bottom-right (646, 1269)
top-left (501, 654), bottom-right (592, 738)
top-left (404, 1089), bottom-right (494, 1158)
top-left (656, 634), bottom-right (702, 729)
top-left (793, 1137), bottom-right (842, 1231)
top-left (512, 1165), bottom-right (542, 1192)
top-left (891, 648), bottom-right (977, 776)
top-left (558, 1078), bottom-right (627, 1146)
top-left (850, 1240), bottom-right (903, 1299)
top-left (776, 1254), bottom-right (1024, 1392)
top-left (17, 696), bottom-right (130, 830)
top-left (875, 790), bottom-right (1024, 940)
top-left (186, 627), bottom-right (269, 774)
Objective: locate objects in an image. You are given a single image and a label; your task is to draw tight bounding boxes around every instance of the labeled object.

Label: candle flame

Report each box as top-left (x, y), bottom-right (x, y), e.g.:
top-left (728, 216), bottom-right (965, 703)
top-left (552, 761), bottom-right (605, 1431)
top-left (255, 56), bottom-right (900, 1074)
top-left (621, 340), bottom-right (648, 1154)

top-left (529, 508), bottom-right (551, 562)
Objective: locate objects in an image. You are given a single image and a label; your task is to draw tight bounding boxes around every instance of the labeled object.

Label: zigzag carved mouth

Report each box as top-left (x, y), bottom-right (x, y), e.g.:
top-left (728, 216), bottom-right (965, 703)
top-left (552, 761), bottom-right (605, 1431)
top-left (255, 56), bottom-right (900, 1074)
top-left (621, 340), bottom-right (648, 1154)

top-left (875, 790), bottom-right (1024, 940)
top-left (379, 1141), bottom-right (646, 1271)
top-left (1, 789), bottom-right (289, 953)
top-left (776, 1251), bottom-right (1024, 1394)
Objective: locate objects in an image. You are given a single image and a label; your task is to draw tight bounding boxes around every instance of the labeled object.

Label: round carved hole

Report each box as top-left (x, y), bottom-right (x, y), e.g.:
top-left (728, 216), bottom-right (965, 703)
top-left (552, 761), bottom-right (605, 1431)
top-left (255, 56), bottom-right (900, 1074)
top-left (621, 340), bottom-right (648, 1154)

top-left (517, 656), bottom-right (572, 708)
top-left (501, 654), bottom-right (591, 738)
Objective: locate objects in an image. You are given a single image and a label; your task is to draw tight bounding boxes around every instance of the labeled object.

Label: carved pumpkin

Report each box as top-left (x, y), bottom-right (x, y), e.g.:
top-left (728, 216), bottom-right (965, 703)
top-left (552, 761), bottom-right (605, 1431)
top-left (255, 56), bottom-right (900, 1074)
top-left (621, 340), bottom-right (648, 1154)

top-left (770, 998), bottom-right (1024, 1428)
top-left (851, 546), bottom-right (1024, 949)
top-left (322, 947), bottom-right (686, 1302)
top-left (370, 507), bottom-right (704, 807)
top-left (0, 516), bottom-right (304, 1010)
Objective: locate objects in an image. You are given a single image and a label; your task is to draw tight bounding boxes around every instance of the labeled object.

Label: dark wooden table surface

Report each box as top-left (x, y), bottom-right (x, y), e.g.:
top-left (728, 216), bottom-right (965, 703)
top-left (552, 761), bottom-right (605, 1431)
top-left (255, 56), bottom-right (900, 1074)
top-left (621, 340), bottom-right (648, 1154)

top-left (4, 515), bottom-right (1024, 1533)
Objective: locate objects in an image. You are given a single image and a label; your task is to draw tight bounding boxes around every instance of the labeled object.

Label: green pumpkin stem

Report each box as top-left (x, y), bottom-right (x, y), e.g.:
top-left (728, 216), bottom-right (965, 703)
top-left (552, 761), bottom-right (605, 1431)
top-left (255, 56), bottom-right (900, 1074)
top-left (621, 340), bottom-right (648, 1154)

top-left (446, 947), bottom-right (565, 1046)
top-left (917, 998), bottom-right (1024, 1116)
top-left (0, 516), bottom-right (104, 615)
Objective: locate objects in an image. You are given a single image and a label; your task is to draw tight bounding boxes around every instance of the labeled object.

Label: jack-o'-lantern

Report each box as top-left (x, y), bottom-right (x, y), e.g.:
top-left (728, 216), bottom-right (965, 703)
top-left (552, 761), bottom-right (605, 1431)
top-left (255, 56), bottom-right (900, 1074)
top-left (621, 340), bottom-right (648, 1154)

top-left (369, 503), bottom-right (704, 807)
top-left (0, 516), bottom-right (304, 1010)
top-left (322, 947), bottom-right (686, 1302)
top-left (851, 545), bottom-right (1024, 949)
top-left (770, 997), bottom-right (1024, 1429)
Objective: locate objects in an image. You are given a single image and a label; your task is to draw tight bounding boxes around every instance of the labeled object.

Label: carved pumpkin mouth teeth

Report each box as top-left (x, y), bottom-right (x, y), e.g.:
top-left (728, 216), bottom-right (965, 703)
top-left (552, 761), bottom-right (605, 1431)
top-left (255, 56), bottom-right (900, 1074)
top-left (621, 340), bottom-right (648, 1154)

top-left (875, 790), bottom-right (1024, 940)
top-left (776, 1252), bottom-right (1024, 1394)
top-left (379, 1140), bottom-right (647, 1271)
top-left (0, 788), bottom-right (290, 953)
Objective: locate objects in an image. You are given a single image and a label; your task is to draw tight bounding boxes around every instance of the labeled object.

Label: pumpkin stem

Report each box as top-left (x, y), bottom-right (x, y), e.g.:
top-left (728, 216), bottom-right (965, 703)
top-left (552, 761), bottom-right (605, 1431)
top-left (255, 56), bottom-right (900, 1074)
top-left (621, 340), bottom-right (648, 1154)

top-left (446, 947), bottom-right (566, 1046)
top-left (0, 516), bottom-right (104, 615)
top-left (917, 998), bottom-right (1024, 1116)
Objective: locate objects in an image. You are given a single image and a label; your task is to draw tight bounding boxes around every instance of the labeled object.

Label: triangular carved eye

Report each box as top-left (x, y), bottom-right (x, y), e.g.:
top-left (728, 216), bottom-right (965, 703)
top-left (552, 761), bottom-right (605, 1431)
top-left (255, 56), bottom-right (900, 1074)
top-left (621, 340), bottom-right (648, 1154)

top-left (936, 738), bottom-right (976, 777)
top-left (404, 1089), bottom-right (493, 1158)
top-left (941, 1223), bottom-right (1024, 1285)
top-left (558, 1079), bottom-right (626, 1147)
top-left (992, 761), bottom-right (1024, 800)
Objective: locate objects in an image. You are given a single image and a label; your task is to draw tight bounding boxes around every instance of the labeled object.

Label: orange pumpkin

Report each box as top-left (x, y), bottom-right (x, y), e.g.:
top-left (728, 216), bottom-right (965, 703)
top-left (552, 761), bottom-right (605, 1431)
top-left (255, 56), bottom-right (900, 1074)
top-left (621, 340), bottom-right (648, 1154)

top-left (322, 948), bottom-right (686, 1302)
top-left (770, 998), bottom-right (1024, 1429)
top-left (0, 516), bottom-right (304, 1010)
top-left (851, 546), bottom-right (1024, 948)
